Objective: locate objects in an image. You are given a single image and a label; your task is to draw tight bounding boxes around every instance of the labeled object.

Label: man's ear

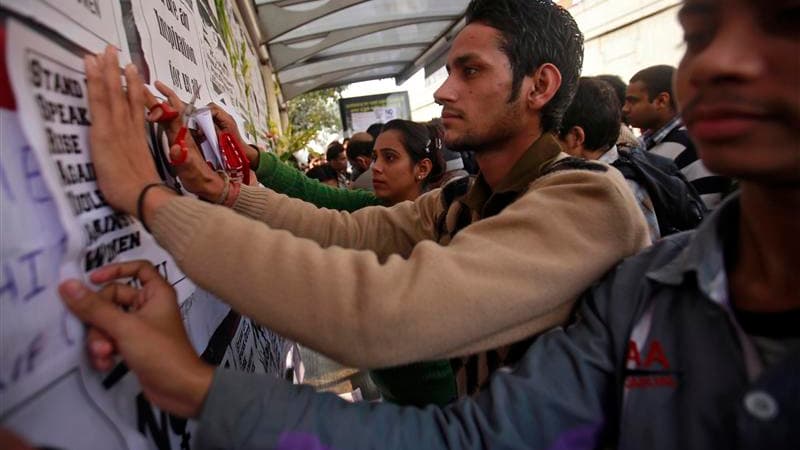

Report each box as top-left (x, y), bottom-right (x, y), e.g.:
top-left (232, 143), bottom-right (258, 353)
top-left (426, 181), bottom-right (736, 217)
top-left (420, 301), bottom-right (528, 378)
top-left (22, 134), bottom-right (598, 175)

top-left (557, 126), bottom-right (585, 157)
top-left (571, 126), bottom-right (586, 148)
top-left (356, 155), bottom-right (371, 170)
top-left (527, 63), bottom-right (562, 111)
top-left (654, 92), bottom-right (672, 110)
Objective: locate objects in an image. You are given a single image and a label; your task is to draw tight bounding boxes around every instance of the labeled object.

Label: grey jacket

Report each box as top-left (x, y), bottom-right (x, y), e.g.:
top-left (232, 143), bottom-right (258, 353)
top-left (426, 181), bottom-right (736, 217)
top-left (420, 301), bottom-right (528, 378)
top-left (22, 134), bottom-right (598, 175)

top-left (349, 166), bottom-right (374, 192)
top-left (196, 195), bottom-right (798, 449)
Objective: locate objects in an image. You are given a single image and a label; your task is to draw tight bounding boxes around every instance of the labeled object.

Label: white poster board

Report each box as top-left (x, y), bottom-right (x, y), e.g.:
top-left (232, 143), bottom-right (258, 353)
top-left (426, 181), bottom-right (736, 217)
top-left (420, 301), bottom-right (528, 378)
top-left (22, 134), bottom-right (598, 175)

top-left (1, 18), bottom-right (291, 450)
top-left (0, 0), bottom-right (131, 64)
top-left (132, 0), bottom-right (270, 142)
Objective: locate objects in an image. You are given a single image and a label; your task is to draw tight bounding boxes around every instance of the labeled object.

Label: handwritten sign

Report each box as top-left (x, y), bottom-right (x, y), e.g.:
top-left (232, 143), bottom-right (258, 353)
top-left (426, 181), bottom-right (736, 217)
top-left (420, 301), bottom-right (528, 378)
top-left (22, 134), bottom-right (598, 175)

top-left (0, 108), bottom-right (80, 415)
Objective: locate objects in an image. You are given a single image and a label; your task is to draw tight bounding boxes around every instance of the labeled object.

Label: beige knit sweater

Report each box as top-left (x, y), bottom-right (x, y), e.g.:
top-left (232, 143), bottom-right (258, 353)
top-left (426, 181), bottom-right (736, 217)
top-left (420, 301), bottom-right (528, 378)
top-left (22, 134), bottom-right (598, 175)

top-left (151, 157), bottom-right (649, 368)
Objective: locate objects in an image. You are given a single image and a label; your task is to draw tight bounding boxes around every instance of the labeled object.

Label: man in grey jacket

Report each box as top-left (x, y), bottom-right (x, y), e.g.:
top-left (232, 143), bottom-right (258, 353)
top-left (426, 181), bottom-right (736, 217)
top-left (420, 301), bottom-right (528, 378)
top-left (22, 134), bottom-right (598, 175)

top-left (59, 0), bottom-right (799, 448)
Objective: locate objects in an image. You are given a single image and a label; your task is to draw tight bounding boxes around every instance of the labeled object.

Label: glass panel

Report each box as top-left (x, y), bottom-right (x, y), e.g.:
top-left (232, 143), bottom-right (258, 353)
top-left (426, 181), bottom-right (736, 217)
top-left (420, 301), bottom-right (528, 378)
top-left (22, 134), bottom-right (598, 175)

top-left (331, 65), bottom-right (407, 84)
top-left (256, 0), bottom-right (323, 5)
top-left (279, 48), bottom-right (419, 82)
top-left (284, 64), bottom-right (404, 93)
top-left (311, 21), bottom-right (449, 58)
top-left (272, 0), bottom-right (468, 43)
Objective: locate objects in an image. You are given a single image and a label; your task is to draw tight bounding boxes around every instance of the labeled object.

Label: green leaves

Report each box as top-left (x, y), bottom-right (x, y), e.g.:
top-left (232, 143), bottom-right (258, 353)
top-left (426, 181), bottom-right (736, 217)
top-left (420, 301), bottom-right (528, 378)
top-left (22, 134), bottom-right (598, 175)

top-left (273, 87), bottom-right (343, 156)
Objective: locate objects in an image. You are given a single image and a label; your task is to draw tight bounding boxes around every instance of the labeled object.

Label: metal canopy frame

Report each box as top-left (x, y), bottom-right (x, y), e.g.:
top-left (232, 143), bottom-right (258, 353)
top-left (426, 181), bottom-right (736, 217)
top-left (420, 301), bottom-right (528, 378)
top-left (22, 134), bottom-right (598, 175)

top-left (254, 0), bottom-right (469, 99)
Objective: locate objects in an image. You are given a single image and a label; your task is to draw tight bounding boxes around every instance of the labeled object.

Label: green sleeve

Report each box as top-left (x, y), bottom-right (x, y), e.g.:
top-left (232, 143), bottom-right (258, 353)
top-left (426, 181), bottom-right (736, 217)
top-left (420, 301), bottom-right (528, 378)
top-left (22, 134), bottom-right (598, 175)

top-left (254, 151), bottom-right (457, 408)
top-left (255, 151), bottom-right (383, 212)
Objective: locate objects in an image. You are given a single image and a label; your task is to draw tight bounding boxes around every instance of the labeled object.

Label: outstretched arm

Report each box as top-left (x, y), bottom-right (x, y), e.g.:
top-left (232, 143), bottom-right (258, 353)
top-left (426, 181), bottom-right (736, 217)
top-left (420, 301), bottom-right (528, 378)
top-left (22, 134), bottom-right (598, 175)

top-left (208, 103), bottom-right (382, 212)
top-left (60, 265), bottom-right (624, 450)
top-left (149, 167), bottom-right (646, 367)
top-left (83, 45), bottom-right (648, 368)
top-left (255, 149), bottom-right (382, 212)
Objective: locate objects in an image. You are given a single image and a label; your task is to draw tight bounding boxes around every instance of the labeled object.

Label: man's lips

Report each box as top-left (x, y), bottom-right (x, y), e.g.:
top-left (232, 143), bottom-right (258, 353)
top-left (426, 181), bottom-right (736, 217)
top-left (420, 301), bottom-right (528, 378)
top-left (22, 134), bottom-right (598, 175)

top-left (684, 105), bottom-right (770, 141)
top-left (441, 110), bottom-right (462, 120)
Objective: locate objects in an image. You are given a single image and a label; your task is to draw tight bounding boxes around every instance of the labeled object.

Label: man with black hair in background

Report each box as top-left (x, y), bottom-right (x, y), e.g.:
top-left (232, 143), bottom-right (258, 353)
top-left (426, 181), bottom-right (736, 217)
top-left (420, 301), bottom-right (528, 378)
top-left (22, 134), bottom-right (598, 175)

top-left (346, 131), bottom-right (375, 191)
top-left (595, 73), bottom-right (640, 148)
top-left (325, 140), bottom-right (349, 188)
top-left (624, 64), bottom-right (730, 208)
top-left (557, 77), bottom-right (661, 242)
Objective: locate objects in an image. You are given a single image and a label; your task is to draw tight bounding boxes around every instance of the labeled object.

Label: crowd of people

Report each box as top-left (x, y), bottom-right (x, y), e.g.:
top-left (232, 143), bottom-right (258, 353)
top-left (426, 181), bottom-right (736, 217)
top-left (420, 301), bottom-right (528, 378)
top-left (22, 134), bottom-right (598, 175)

top-left (6, 0), bottom-right (795, 448)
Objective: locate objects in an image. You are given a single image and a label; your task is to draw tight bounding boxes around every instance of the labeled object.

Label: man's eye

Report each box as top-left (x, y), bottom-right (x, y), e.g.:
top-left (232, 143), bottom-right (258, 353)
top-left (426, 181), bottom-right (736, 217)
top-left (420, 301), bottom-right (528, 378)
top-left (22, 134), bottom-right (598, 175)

top-left (682, 31), bottom-right (712, 53)
top-left (464, 67), bottom-right (478, 77)
top-left (763, 6), bottom-right (800, 36)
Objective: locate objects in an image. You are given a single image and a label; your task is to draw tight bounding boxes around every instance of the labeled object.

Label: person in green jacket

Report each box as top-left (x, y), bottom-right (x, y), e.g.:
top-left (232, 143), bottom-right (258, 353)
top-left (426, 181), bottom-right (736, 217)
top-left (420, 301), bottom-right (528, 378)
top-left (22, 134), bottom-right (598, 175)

top-left (208, 105), bottom-right (457, 407)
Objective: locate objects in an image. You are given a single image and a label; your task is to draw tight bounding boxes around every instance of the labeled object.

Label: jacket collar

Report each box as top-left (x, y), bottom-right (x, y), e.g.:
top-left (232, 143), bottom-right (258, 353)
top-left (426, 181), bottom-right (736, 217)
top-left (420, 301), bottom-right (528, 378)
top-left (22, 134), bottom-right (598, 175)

top-left (643, 115), bottom-right (683, 150)
top-left (462, 133), bottom-right (562, 218)
top-left (647, 193), bottom-right (740, 306)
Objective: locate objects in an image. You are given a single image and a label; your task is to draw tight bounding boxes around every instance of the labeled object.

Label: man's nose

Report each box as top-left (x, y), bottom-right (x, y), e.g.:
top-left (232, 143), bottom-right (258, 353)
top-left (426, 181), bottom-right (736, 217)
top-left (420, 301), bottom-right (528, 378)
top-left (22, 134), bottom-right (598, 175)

top-left (685, 16), bottom-right (765, 89)
top-left (434, 75), bottom-right (456, 105)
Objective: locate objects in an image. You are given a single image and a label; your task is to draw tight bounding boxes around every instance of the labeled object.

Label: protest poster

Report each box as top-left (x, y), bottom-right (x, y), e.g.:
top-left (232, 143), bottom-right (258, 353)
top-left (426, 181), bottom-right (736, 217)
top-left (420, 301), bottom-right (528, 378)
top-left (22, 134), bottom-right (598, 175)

top-left (0, 0), bottom-right (131, 64)
top-left (1, 16), bottom-right (291, 450)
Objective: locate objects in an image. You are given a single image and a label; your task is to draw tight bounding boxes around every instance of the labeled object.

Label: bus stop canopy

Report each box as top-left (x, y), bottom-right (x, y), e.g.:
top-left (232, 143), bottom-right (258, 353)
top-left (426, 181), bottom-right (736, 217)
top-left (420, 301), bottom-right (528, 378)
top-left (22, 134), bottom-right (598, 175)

top-left (253, 0), bottom-right (469, 99)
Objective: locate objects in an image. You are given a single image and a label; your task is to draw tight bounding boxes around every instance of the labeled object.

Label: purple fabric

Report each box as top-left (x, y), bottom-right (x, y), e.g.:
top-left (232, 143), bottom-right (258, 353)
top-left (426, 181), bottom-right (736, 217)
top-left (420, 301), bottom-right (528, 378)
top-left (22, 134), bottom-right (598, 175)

top-left (277, 432), bottom-right (335, 450)
top-left (546, 422), bottom-right (603, 450)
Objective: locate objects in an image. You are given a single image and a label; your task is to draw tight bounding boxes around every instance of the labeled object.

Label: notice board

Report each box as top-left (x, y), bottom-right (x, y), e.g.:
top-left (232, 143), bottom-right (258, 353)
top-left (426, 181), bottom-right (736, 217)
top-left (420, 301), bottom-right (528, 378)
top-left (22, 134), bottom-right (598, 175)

top-left (339, 91), bottom-right (411, 136)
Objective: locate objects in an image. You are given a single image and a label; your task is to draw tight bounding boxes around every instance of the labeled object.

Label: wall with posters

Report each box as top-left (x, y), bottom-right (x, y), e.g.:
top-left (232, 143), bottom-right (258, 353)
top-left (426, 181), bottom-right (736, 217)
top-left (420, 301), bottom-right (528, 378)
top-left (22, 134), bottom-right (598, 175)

top-left (0, 2), bottom-right (293, 449)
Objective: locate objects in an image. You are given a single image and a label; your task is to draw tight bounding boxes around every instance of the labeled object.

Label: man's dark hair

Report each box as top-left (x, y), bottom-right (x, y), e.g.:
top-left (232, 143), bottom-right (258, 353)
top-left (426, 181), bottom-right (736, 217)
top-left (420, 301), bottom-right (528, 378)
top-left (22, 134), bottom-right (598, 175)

top-left (629, 65), bottom-right (677, 109)
top-left (346, 132), bottom-right (374, 160)
top-left (558, 77), bottom-right (621, 152)
top-left (594, 74), bottom-right (627, 109)
top-left (305, 164), bottom-right (338, 183)
top-left (326, 141), bottom-right (345, 162)
top-left (465, 0), bottom-right (584, 132)
top-left (365, 122), bottom-right (384, 140)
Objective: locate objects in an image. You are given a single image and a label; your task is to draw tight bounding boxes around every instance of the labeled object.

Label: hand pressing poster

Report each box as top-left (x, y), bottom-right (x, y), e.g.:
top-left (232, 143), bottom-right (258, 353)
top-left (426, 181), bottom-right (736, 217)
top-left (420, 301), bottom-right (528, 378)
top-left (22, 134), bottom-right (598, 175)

top-left (6, 19), bottom-right (193, 301)
top-left (2, 19), bottom-right (293, 450)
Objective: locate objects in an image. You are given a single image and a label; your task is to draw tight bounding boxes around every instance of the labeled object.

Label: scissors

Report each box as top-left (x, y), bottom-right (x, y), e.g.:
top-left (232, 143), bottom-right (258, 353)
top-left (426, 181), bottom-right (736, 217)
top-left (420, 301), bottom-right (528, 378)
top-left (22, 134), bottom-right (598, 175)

top-left (149, 84), bottom-right (201, 166)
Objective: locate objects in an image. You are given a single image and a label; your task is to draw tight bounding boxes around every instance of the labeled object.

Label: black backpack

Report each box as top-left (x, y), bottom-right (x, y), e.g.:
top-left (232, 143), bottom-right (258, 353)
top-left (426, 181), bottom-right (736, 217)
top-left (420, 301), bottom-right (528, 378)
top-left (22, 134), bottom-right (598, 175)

top-left (611, 147), bottom-right (708, 236)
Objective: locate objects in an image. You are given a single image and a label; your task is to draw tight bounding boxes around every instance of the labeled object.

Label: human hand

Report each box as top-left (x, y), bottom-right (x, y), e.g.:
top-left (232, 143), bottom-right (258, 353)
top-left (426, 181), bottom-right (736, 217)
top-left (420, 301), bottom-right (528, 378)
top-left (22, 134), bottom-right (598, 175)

top-left (0, 428), bottom-right (34, 450)
top-left (208, 103), bottom-right (259, 170)
top-left (207, 103), bottom-right (240, 138)
top-left (85, 46), bottom-right (165, 216)
top-left (141, 82), bottom-right (226, 201)
top-left (59, 261), bottom-right (213, 418)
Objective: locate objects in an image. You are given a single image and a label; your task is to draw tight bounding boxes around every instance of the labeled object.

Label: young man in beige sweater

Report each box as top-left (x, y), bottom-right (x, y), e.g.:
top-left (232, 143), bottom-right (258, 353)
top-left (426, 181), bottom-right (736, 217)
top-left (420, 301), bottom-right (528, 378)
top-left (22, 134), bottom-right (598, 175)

top-left (76, 0), bottom-right (647, 397)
